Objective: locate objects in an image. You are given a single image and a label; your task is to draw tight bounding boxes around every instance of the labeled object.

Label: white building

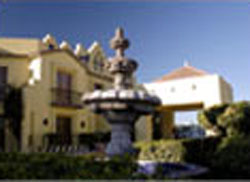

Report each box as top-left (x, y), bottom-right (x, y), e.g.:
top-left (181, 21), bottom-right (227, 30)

top-left (144, 63), bottom-right (233, 109)
top-left (137, 63), bottom-right (233, 139)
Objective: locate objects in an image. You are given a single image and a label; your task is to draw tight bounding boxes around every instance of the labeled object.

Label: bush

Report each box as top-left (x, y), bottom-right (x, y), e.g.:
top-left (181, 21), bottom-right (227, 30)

top-left (135, 139), bottom-right (185, 163)
top-left (201, 135), bottom-right (250, 179)
top-left (198, 101), bottom-right (250, 137)
top-left (218, 102), bottom-right (250, 137)
top-left (0, 152), bottom-right (138, 179)
top-left (198, 104), bottom-right (228, 136)
top-left (136, 136), bottom-right (250, 179)
top-left (135, 137), bottom-right (221, 166)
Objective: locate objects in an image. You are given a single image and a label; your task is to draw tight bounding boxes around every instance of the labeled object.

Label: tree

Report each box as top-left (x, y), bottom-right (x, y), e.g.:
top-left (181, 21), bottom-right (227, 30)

top-left (218, 102), bottom-right (250, 137)
top-left (3, 85), bottom-right (23, 150)
top-left (198, 101), bottom-right (250, 137)
top-left (198, 104), bottom-right (229, 136)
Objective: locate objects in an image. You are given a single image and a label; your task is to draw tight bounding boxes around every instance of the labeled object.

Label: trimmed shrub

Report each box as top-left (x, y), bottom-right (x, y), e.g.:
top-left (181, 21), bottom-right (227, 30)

top-left (0, 152), bottom-right (138, 179)
top-left (135, 137), bottom-right (221, 165)
top-left (135, 139), bottom-right (186, 163)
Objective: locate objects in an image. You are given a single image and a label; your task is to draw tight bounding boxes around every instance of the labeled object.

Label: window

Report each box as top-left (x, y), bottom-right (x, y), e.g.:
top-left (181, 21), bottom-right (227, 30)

top-left (43, 118), bottom-right (49, 126)
top-left (170, 87), bottom-right (175, 93)
top-left (0, 67), bottom-right (7, 100)
top-left (80, 121), bottom-right (86, 128)
top-left (0, 67), bottom-right (7, 85)
top-left (93, 56), bottom-right (104, 72)
top-left (80, 55), bottom-right (90, 63)
top-left (192, 84), bottom-right (197, 90)
top-left (93, 58), bottom-right (99, 71)
top-left (48, 44), bottom-right (54, 50)
top-left (94, 83), bottom-right (103, 90)
top-left (57, 71), bottom-right (72, 90)
top-left (56, 71), bottom-right (72, 104)
top-left (56, 116), bottom-right (72, 145)
top-left (99, 61), bottom-right (104, 72)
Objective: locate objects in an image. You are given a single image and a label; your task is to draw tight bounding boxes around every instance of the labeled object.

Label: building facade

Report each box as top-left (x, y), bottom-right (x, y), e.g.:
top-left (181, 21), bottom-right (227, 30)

top-left (0, 35), bottom-right (113, 152)
top-left (139, 63), bottom-right (233, 139)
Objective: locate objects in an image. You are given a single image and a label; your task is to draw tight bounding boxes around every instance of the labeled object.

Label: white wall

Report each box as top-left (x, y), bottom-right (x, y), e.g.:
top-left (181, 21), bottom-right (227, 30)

top-left (144, 74), bottom-right (233, 108)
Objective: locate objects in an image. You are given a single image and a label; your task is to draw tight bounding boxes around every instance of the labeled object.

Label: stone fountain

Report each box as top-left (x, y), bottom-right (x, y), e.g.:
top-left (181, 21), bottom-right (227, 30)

top-left (83, 28), bottom-right (161, 156)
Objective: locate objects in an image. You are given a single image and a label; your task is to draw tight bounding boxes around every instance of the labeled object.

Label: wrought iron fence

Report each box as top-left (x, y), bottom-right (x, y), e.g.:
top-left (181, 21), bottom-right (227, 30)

top-left (51, 88), bottom-right (83, 108)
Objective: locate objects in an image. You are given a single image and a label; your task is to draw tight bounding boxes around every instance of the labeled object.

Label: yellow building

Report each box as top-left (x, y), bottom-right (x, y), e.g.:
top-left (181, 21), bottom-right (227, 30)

top-left (0, 34), bottom-right (113, 152)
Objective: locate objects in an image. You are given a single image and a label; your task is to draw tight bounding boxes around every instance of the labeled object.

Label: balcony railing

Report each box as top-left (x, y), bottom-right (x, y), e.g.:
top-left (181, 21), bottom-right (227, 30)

top-left (42, 134), bottom-right (90, 154)
top-left (42, 133), bottom-right (108, 154)
top-left (51, 88), bottom-right (83, 108)
top-left (43, 133), bottom-right (73, 146)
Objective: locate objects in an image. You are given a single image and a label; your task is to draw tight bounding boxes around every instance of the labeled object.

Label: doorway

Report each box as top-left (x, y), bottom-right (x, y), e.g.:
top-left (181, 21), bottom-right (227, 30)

top-left (56, 116), bottom-right (72, 145)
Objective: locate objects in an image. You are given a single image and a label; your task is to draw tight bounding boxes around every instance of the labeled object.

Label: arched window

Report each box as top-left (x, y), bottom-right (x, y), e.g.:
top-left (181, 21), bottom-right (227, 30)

top-left (93, 56), bottom-right (104, 72)
top-left (48, 44), bottom-right (54, 50)
top-left (93, 58), bottom-right (99, 71)
top-left (192, 84), bottom-right (197, 90)
top-left (80, 55), bottom-right (90, 63)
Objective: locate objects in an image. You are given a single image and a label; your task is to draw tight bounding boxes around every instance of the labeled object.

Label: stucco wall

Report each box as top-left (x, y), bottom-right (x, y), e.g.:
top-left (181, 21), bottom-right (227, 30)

top-left (0, 57), bottom-right (30, 87)
top-left (144, 74), bottom-right (233, 108)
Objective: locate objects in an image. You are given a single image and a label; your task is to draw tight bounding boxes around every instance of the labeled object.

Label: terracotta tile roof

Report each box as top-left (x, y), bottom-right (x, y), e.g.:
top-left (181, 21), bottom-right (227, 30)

top-left (154, 65), bottom-right (209, 83)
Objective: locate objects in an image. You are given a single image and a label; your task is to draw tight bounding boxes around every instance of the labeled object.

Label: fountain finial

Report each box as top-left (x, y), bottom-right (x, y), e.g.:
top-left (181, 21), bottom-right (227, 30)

top-left (108, 28), bottom-right (137, 89)
top-left (110, 27), bottom-right (130, 57)
top-left (116, 27), bottom-right (124, 38)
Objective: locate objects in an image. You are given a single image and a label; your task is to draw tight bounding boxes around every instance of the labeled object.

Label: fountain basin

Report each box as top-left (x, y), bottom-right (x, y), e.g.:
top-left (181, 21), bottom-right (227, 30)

top-left (83, 89), bottom-right (160, 156)
top-left (83, 89), bottom-right (160, 114)
top-left (137, 160), bottom-right (208, 179)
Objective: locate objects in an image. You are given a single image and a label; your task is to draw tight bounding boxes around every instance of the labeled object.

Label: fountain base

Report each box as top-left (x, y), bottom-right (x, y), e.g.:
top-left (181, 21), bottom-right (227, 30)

top-left (106, 123), bottom-right (134, 156)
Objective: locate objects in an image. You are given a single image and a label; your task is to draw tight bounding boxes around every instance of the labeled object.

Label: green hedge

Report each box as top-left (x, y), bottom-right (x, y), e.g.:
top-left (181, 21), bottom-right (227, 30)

top-left (0, 153), bottom-right (139, 179)
top-left (1, 135), bottom-right (250, 179)
top-left (208, 136), bottom-right (250, 179)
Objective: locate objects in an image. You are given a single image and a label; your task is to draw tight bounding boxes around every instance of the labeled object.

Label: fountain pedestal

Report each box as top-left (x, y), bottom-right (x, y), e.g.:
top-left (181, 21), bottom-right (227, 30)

top-left (101, 108), bottom-right (138, 155)
top-left (83, 28), bottom-right (161, 156)
top-left (106, 123), bottom-right (133, 155)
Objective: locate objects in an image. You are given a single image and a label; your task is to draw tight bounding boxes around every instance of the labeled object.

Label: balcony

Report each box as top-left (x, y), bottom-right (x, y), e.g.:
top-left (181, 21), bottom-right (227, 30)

top-left (51, 88), bottom-right (83, 109)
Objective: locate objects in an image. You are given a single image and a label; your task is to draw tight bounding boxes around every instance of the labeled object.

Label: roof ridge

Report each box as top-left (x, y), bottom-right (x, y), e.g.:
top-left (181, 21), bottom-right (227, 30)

top-left (154, 65), bottom-right (209, 83)
top-left (184, 65), bottom-right (208, 74)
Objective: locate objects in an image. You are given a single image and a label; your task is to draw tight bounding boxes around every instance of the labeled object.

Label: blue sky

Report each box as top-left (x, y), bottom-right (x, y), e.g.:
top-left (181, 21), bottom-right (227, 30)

top-left (0, 1), bottom-right (250, 123)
